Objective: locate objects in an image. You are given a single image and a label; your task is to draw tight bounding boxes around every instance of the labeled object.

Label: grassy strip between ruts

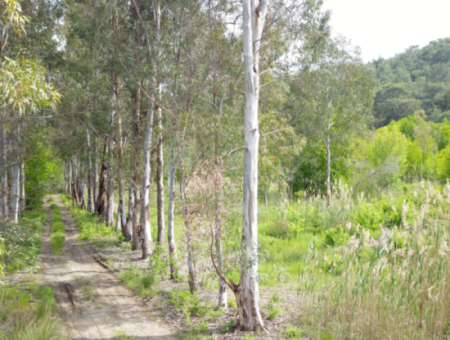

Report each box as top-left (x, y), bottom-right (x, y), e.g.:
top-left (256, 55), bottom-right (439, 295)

top-left (50, 203), bottom-right (65, 255)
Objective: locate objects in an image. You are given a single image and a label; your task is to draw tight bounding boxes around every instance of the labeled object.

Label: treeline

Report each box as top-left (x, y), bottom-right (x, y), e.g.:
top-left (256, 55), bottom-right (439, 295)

top-left (371, 38), bottom-right (450, 126)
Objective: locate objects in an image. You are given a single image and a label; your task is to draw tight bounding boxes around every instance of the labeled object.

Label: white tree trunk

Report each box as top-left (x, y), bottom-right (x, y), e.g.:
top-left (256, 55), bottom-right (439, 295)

top-left (132, 186), bottom-right (141, 251)
top-left (10, 162), bottom-right (19, 223)
top-left (167, 150), bottom-right (177, 278)
top-left (0, 122), bottom-right (8, 218)
top-left (238, 0), bottom-right (268, 330)
top-left (141, 105), bottom-right (154, 258)
top-left (156, 90), bottom-right (165, 246)
top-left (125, 186), bottom-right (134, 241)
top-left (20, 156), bottom-right (25, 212)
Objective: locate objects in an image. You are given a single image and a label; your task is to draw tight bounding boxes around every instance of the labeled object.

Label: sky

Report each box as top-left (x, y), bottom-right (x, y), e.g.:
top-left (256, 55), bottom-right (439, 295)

top-left (323, 0), bottom-right (450, 63)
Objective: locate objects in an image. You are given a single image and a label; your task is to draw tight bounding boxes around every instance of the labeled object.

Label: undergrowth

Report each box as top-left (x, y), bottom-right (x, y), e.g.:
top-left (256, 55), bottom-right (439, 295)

top-left (0, 282), bottom-right (68, 339)
top-left (0, 208), bottom-right (46, 274)
top-left (50, 204), bottom-right (65, 255)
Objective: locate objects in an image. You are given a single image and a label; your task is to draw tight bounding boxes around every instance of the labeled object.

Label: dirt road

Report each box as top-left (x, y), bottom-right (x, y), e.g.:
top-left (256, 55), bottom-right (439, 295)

top-left (40, 195), bottom-right (177, 340)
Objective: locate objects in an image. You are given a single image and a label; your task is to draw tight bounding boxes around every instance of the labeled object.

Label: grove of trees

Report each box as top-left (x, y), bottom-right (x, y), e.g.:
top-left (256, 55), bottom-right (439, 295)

top-left (3, 0), bottom-right (450, 335)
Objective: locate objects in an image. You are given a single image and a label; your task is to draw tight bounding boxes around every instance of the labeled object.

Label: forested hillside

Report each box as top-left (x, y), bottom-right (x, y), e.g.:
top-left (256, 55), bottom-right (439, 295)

top-left (372, 38), bottom-right (450, 126)
top-left (2, 0), bottom-right (450, 339)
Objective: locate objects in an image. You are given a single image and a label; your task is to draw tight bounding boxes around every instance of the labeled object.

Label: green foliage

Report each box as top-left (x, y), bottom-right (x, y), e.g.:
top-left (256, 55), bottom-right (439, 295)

top-left (372, 38), bottom-right (450, 125)
top-left (70, 207), bottom-right (119, 247)
top-left (324, 227), bottom-right (349, 247)
top-left (25, 140), bottom-right (62, 208)
top-left (0, 283), bottom-right (67, 339)
top-left (0, 208), bottom-right (46, 274)
top-left (0, 57), bottom-right (59, 113)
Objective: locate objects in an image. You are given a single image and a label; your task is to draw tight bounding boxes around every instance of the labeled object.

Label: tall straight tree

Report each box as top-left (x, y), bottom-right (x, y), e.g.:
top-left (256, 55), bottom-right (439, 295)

top-left (238, 0), bottom-right (268, 330)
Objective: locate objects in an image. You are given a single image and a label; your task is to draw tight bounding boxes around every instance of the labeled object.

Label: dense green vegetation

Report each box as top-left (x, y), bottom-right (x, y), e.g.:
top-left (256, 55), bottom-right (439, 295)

top-left (0, 199), bottom-right (66, 339)
top-left (0, 209), bottom-right (46, 273)
top-left (4, 0), bottom-right (450, 337)
top-left (0, 283), bottom-right (68, 340)
top-left (372, 38), bottom-right (450, 125)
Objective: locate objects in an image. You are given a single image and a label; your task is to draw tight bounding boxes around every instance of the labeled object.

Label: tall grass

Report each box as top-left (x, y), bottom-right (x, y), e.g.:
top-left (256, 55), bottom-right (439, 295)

top-left (0, 283), bottom-right (68, 339)
top-left (289, 181), bottom-right (450, 339)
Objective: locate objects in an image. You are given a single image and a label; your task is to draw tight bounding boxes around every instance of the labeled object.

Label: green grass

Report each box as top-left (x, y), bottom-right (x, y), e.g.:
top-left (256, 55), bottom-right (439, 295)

top-left (0, 283), bottom-right (68, 339)
top-left (50, 205), bottom-right (65, 255)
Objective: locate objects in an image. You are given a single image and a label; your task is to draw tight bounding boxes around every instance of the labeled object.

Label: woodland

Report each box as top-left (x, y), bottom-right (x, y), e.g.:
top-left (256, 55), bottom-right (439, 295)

top-left (2, 0), bottom-right (450, 339)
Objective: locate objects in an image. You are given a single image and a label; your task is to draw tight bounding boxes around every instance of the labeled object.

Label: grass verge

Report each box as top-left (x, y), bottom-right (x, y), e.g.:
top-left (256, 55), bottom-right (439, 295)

top-left (0, 282), bottom-right (68, 339)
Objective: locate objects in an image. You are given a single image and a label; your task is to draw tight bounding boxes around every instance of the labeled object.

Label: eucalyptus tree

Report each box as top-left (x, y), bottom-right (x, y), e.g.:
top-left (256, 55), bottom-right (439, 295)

top-left (289, 39), bottom-right (374, 206)
top-left (0, 58), bottom-right (59, 222)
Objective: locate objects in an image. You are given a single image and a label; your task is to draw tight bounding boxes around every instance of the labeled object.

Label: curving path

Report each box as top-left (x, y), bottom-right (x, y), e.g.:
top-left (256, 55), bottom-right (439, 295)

top-left (40, 195), bottom-right (177, 340)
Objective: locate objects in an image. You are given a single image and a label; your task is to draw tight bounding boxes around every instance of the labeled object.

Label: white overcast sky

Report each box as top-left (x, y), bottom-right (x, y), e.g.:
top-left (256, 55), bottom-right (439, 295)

top-left (323, 0), bottom-right (450, 62)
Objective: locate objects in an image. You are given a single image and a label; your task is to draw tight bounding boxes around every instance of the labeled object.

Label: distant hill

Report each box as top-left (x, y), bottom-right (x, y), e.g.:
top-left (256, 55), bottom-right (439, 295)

top-left (371, 38), bottom-right (450, 127)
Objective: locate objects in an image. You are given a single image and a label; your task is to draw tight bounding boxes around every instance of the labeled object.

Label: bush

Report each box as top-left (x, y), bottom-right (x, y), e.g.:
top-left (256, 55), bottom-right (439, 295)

top-left (324, 227), bottom-right (349, 247)
top-left (0, 209), bottom-right (45, 274)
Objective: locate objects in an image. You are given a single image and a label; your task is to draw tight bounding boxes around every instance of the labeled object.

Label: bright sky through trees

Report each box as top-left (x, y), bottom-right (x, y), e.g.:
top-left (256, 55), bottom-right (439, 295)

top-left (324, 0), bottom-right (450, 62)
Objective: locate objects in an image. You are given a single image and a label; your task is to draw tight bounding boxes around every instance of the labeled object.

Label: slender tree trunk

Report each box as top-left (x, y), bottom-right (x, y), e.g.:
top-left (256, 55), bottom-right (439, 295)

top-left (72, 156), bottom-right (80, 204)
top-left (131, 81), bottom-right (142, 250)
top-left (125, 186), bottom-right (134, 242)
top-left (167, 150), bottom-right (177, 279)
top-left (178, 143), bottom-right (196, 293)
top-left (0, 122), bottom-right (8, 218)
top-left (86, 129), bottom-right (95, 213)
top-left (9, 124), bottom-right (20, 223)
top-left (96, 138), bottom-right (108, 218)
top-left (20, 153), bottom-right (25, 212)
top-left (93, 137), bottom-right (99, 203)
top-left (141, 105), bottom-right (154, 258)
top-left (79, 178), bottom-right (87, 210)
top-left (237, 0), bottom-right (268, 330)
top-left (132, 186), bottom-right (141, 251)
top-left (106, 138), bottom-right (115, 226)
top-left (10, 162), bottom-right (19, 223)
top-left (10, 158), bottom-right (19, 223)
top-left (68, 161), bottom-right (72, 201)
top-left (326, 142), bottom-right (331, 207)
top-left (215, 212), bottom-right (227, 309)
top-left (156, 93), bottom-right (165, 245)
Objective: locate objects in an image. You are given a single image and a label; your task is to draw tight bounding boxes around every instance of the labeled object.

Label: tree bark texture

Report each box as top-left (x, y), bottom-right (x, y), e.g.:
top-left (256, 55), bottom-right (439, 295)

top-left (238, 0), bottom-right (268, 330)
top-left (141, 105), bottom-right (154, 258)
